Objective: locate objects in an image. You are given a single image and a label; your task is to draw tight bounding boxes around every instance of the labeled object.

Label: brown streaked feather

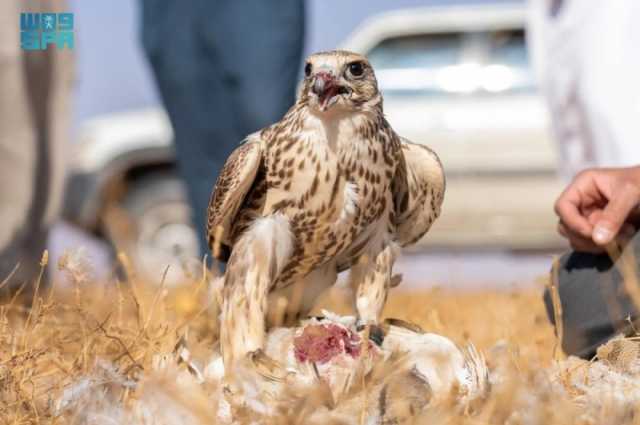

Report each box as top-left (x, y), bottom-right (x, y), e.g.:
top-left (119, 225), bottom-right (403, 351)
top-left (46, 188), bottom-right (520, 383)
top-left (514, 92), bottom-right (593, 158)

top-left (392, 138), bottom-right (445, 247)
top-left (206, 138), bottom-right (263, 260)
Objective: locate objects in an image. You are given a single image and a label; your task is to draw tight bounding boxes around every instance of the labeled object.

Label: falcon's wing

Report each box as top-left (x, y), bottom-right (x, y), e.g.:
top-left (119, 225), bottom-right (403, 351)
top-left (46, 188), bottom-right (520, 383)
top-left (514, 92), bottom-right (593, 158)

top-left (206, 136), bottom-right (263, 261)
top-left (392, 138), bottom-right (445, 247)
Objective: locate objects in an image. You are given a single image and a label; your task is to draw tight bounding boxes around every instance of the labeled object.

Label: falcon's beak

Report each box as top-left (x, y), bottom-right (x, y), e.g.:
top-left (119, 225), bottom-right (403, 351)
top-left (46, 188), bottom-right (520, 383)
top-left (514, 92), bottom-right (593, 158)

top-left (312, 72), bottom-right (348, 111)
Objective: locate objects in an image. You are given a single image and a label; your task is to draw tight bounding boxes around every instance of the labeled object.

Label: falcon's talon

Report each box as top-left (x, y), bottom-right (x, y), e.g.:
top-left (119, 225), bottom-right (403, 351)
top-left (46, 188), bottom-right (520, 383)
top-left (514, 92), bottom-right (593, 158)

top-left (247, 349), bottom-right (290, 382)
top-left (248, 348), bottom-right (280, 366)
top-left (368, 324), bottom-right (386, 347)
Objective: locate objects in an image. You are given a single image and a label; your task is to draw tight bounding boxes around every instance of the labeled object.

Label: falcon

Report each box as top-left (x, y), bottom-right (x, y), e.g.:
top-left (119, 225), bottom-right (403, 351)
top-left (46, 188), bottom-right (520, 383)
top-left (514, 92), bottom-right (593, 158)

top-left (207, 50), bottom-right (445, 369)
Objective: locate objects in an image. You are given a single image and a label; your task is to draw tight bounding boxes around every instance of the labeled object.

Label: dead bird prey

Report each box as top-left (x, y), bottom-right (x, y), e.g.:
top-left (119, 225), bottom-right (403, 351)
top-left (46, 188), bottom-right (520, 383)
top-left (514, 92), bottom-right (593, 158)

top-left (207, 50), bottom-right (445, 369)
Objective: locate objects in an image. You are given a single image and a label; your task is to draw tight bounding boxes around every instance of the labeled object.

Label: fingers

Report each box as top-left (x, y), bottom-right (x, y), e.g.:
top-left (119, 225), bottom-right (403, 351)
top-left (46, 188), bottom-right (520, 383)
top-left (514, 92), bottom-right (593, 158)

top-left (586, 209), bottom-right (603, 226)
top-left (554, 186), bottom-right (594, 239)
top-left (593, 183), bottom-right (640, 245)
top-left (558, 220), bottom-right (637, 254)
top-left (557, 221), bottom-right (603, 254)
top-left (555, 167), bottom-right (640, 249)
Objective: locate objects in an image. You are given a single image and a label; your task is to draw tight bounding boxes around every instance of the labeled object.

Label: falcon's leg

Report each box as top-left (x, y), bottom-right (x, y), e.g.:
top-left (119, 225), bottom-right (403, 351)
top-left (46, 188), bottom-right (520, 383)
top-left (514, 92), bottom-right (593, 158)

top-left (220, 215), bottom-right (293, 369)
top-left (350, 241), bottom-right (400, 325)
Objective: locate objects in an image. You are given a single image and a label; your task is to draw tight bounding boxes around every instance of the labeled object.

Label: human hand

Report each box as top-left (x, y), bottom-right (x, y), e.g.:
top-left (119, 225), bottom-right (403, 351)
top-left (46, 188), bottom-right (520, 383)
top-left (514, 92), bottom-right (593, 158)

top-left (554, 166), bottom-right (640, 253)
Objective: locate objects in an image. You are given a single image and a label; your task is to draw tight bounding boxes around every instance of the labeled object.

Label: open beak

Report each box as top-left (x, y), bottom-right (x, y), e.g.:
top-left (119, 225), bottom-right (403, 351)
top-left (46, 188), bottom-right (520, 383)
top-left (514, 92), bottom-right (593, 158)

top-left (312, 72), bottom-right (347, 110)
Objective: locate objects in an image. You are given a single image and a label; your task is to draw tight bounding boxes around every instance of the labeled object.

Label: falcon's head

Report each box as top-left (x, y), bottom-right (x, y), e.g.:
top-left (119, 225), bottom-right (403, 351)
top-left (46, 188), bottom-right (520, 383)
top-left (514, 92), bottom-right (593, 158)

top-left (300, 50), bottom-right (380, 114)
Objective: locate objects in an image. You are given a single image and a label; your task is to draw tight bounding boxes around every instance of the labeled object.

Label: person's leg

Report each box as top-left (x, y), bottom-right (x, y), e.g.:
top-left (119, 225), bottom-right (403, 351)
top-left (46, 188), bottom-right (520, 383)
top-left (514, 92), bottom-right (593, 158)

top-left (0, 0), bottom-right (38, 286)
top-left (201, 0), bottom-right (305, 135)
top-left (544, 231), bottom-right (640, 359)
top-left (141, 0), bottom-right (304, 257)
top-left (0, 0), bottom-right (71, 290)
top-left (0, 0), bottom-right (72, 286)
top-left (21, 3), bottom-right (73, 286)
top-left (141, 1), bottom-right (245, 256)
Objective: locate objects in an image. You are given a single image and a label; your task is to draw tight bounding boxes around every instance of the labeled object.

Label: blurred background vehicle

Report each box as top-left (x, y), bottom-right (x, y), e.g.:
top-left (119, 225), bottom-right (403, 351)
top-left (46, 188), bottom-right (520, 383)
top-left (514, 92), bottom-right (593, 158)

top-left (61, 2), bottom-right (564, 283)
top-left (347, 4), bottom-right (564, 250)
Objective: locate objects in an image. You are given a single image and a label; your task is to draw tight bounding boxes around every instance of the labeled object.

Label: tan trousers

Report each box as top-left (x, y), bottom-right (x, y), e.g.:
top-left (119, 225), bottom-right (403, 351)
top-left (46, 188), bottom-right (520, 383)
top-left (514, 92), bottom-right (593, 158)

top-left (0, 0), bottom-right (73, 287)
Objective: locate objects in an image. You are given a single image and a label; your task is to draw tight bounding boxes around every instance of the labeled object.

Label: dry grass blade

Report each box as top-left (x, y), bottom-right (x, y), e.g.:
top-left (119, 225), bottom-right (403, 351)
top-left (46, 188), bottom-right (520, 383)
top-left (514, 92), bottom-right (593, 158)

top-left (605, 241), bottom-right (640, 313)
top-left (142, 264), bottom-right (170, 333)
top-left (547, 256), bottom-right (565, 361)
top-left (0, 262), bottom-right (20, 292)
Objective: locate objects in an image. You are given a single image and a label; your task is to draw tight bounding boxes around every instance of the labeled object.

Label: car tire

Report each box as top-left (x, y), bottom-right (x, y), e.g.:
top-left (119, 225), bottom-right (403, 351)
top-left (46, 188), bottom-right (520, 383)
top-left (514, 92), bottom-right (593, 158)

top-left (102, 171), bottom-right (201, 285)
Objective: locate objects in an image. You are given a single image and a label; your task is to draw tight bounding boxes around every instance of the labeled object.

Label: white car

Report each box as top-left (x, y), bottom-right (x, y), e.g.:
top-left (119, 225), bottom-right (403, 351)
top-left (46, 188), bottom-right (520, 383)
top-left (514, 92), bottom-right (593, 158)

top-left (63, 4), bottom-right (565, 281)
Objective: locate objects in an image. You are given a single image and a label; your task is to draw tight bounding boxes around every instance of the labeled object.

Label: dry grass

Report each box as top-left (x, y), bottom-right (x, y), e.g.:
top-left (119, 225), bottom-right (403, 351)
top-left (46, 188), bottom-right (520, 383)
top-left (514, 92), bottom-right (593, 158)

top-left (1, 249), bottom-right (639, 424)
top-left (317, 284), bottom-right (556, 367)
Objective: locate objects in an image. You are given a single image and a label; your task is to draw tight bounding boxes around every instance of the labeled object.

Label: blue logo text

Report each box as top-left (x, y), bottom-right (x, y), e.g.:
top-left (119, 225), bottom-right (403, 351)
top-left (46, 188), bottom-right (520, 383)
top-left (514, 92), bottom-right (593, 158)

top-left (20, 12), bottom-right (74, 50)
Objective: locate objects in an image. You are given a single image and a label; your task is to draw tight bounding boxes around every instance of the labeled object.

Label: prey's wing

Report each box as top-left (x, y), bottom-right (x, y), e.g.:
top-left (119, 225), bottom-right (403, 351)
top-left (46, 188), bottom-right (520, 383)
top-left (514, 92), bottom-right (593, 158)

top-left (206, 136), bottom-right (263, 261)
top-left (392, 138), bottom-right (445, 247)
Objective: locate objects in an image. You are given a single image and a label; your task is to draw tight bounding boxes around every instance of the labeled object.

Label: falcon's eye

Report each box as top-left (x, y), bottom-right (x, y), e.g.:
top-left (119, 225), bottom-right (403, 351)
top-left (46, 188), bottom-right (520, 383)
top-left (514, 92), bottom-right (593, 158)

top-left (347, 61), bottom-right (365, 78)
top-left (304, 63), bottom-right (312, 77)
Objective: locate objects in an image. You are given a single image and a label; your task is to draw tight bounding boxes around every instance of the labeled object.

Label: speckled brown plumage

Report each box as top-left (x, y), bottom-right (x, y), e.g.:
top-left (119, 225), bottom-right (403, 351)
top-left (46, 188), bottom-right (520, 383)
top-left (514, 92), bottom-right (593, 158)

top-left (206, 50), bottom-right (445, 367)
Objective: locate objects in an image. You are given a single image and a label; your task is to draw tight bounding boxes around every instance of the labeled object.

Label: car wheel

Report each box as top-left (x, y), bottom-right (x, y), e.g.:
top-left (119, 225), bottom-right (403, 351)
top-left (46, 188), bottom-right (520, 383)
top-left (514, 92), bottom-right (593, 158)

top-left (103, 172), bottom-right (201, 285)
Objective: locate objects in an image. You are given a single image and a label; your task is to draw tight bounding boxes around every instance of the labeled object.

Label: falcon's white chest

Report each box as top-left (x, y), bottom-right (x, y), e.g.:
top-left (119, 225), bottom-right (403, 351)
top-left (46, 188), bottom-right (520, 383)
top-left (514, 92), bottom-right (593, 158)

top-left (266, 111), bottom-right (388, 222)
top-left (262, 110), bottom-right (396, 283)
